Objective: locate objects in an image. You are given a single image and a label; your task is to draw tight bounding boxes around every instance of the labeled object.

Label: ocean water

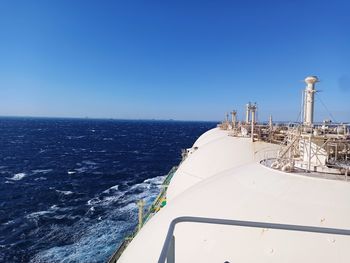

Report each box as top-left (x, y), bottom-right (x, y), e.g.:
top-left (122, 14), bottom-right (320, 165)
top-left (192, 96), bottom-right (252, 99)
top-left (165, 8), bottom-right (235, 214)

top-left (0, 118), bottom-right (216, 263)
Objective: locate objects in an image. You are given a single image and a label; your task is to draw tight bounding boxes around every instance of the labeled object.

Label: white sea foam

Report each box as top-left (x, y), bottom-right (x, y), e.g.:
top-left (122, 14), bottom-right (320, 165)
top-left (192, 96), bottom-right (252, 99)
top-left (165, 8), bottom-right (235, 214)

top-left (102, 184), bottom-right (119, 194)
top-left (90, 175), bottom-right (165, 209)
top-left (123, 175), bottom-right (166, 208)
top-left (129, 175), bottom-right (165, 192)
top-left (31, 169), bottom-right (53, 175)
top-left (87, 198), bottom-right (99, 206)
top-left (82, 160), bottom-right (97, 165)
top-left (75, 167), bottom-right (88, 173)
top-left (87, 176), bottom-right (164, 208)
top-left (30, 219), bottom-right (128, 263)
top-left (56, 190), bottom-right (74, 195)
top-left (26, 210), bottom-right (52, 219)
top-left (34, 177), bottom-right (47, 181)
top-left (26, 205), bottom-right (71, 221)
top-left (67, 171), bottom-right (76, 175)
top-left (144, 175), bottom-right (165, 185)
top-left (31, 175), bottom-right (166, 263)
top-left (87, 192), bottom-right (124, 206)
top-left (7, 172), bottom-right (27, 181)
top-left (2, 220), bottom-right (15, 226)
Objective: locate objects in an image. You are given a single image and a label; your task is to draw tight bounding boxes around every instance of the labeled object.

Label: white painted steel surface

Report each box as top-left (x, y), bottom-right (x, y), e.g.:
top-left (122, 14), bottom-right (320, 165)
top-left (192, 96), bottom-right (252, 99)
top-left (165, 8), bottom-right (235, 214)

top-left (303, 76), bottom-right (318, 126)
top-left (118, 127), bottom-right (350, 263)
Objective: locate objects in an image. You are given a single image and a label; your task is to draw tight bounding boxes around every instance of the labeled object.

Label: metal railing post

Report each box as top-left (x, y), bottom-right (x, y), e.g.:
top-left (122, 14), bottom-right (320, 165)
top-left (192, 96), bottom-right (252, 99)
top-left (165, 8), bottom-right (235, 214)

top-left (166, 235), bottom-right (175, 263)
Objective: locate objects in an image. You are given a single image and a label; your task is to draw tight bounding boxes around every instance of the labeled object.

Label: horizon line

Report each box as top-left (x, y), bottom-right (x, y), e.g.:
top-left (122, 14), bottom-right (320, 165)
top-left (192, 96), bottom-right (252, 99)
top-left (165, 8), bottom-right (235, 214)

top-left (0, 114), bottom-right (220, 123)
top-left (1, 114), bottom-right (344, 124)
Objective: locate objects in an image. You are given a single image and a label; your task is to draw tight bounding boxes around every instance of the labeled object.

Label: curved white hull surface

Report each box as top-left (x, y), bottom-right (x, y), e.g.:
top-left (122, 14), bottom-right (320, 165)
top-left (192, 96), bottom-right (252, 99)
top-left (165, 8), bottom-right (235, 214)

top-left (118, 128), bottom-right (350, 263)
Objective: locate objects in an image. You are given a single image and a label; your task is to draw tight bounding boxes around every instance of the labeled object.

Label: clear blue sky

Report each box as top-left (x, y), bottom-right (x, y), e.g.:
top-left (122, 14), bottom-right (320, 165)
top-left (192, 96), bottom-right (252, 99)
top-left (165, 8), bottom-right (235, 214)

top-left (0, 0), bottom-right (349, 121)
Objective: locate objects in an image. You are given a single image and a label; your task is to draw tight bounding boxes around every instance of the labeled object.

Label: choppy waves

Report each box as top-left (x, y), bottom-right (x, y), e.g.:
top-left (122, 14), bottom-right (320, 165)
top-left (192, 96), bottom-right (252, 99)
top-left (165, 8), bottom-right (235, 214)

top-left (30, 175), bottom-right (165, 263)
top-left (6, 172), bottom-right (27, 181)
top-left (0, 118), bottom-right (215, 263)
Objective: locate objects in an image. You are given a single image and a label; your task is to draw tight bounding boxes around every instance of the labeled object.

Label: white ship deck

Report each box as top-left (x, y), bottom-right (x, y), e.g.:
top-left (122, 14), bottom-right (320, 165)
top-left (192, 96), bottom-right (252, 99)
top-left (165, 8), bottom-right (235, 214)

top-left (118, 128), bottom-right (350, 263)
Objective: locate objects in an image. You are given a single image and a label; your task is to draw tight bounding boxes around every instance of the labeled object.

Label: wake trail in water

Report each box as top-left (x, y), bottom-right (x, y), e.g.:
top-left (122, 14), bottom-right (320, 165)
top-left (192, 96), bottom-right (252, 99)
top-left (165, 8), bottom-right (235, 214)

top-left (30, 175), bottom-right (165, 263)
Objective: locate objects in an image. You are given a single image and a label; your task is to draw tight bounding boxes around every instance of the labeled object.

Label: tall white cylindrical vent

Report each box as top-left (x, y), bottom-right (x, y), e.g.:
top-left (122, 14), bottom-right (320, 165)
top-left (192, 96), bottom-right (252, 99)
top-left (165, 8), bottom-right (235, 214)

top-left (246, 103), bottom-right (251, 123)
top-left (303, 76), bottom-right (318, 126)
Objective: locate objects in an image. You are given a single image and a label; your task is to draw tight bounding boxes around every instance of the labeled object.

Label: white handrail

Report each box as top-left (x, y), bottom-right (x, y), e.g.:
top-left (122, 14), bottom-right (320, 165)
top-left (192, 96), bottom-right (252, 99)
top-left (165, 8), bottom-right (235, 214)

top-left (158, 216), bottom-right (350, 263)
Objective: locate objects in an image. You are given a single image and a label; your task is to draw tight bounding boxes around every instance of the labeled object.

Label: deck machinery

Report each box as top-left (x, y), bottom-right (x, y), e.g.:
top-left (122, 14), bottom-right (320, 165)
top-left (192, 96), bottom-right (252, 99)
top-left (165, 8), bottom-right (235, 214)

top-left (111, 76), bottom-right (350, 263)
top-left (219, 76), bottom-right (350, 178)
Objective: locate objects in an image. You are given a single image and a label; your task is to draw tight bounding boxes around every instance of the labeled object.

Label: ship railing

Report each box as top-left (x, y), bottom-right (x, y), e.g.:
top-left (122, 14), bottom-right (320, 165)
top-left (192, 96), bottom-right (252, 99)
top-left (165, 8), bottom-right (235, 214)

top-left (158, 216), bottom-right (350, 263)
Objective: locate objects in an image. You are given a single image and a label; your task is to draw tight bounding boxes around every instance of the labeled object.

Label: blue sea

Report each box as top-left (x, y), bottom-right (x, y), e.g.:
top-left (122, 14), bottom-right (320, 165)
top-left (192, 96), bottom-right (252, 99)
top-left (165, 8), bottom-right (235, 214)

top-left (0, 117), bottom-right (216, 263)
